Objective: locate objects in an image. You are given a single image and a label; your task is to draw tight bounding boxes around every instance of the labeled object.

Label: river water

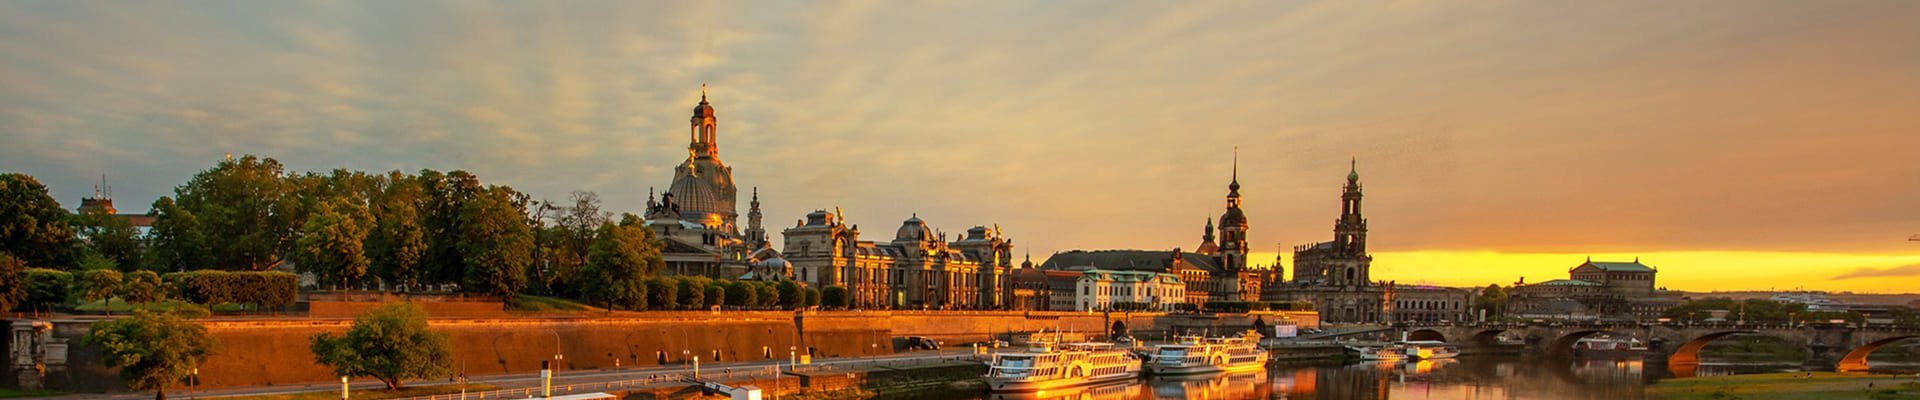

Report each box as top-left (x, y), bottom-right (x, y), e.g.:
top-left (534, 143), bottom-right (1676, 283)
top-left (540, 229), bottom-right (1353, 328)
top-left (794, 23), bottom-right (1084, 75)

top-left (955, 356), bottom-right (1884, 400)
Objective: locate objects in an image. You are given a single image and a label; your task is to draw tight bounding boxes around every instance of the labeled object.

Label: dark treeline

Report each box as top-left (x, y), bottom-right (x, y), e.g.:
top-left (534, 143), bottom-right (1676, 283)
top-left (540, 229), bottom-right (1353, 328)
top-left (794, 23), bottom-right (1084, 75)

top-left (4, 156), bottom-right (837, 314)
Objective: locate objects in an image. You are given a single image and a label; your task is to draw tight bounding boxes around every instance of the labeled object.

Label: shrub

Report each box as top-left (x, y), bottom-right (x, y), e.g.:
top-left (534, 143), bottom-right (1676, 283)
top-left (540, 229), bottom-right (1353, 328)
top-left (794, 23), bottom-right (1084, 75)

top-left (704, 284), bottom-right (725, 308)
top-left (821, 286), bottom-right (849, 309)
top-left (74, 269), bottom-right (124, 306)
top-left (676, 277), bottom-right (706, 309)
top-left (645, 277), bottom-right (678, 310)
top-left (123, 270), bottom-right (165, 304)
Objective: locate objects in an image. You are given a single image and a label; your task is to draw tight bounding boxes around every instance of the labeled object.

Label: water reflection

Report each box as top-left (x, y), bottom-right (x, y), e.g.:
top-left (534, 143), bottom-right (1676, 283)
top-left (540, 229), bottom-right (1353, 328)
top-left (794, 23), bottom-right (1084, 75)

top-left (971, 356), bottom-right (1890, 399)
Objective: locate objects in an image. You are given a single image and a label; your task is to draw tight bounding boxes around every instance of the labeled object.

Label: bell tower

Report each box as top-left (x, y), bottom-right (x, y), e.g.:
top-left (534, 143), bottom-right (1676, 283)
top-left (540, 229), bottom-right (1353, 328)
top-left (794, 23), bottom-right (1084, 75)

top-left (690, 84), bottom-right (718, 158)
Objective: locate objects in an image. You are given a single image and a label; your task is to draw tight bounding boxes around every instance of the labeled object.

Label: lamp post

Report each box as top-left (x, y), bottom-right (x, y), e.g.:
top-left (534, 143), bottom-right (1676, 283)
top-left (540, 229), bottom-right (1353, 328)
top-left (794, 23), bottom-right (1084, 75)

top-left (189, 366), bottom-right (198, 400)
top-left (341, 376), bottom-right (350, 400)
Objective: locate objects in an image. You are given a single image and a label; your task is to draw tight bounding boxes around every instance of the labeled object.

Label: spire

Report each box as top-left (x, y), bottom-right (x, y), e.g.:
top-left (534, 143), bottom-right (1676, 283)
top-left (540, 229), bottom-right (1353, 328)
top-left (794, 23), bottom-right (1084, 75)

top-left (1228, 146), bottom-right (1241, 197)
top-left (700, 83), bottom-right (709, 103)
top-left (1202, 217), bottom-right (1216, 243)
top-left (1348, 156), bottom-right (1359, 182)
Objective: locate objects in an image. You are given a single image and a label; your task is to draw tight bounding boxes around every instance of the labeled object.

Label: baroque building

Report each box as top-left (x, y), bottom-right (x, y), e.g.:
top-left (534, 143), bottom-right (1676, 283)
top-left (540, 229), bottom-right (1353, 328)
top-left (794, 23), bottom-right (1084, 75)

top-left (642, 87), bottom-right (783, 280)
top-left (1040, 152), bottom-right (1263, 304)
top-left (1506, 258), bottom-right (1683, 321)
top-left (1266, 159), bottom-right (1394, 323)
top-left (780, 209), bottom-right (1015, 309)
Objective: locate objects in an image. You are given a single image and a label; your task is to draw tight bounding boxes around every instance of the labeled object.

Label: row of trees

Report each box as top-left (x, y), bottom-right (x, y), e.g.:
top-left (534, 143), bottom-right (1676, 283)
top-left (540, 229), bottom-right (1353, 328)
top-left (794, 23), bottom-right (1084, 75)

top-left (7, 264), bottom-right (298, 313)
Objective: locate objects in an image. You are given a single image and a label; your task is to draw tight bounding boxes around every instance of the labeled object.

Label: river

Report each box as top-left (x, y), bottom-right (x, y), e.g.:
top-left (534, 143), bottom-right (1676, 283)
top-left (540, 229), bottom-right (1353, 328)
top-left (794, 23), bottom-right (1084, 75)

top-left (951, 356), bottom-right (1915, 400)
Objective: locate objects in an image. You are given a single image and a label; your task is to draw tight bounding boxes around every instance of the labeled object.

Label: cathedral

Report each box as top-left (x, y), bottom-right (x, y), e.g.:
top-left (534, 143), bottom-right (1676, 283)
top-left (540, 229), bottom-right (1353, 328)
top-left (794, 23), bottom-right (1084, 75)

top-left (642, 87), bottom-right (789, 281)
top-left (780, 210), bottom-right (1015, 309)
top-left (1263, 159), bottom-right (1393, 323)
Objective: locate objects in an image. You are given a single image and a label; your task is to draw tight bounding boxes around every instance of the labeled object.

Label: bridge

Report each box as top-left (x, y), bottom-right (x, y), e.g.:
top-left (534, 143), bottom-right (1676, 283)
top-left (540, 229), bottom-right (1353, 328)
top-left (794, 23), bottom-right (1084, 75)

top-left (1368, 322), bottom-right (1920, 375)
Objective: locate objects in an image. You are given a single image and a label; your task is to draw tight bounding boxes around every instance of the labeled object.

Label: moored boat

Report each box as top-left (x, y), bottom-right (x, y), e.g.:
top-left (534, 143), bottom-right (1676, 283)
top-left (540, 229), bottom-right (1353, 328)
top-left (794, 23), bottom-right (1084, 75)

top-left (986, 341), bottom-right (1143, 393)
top-left (1402, 340), bottom-right (1460, 360)
top-left (1146, 332), bottom-right (1269, 375)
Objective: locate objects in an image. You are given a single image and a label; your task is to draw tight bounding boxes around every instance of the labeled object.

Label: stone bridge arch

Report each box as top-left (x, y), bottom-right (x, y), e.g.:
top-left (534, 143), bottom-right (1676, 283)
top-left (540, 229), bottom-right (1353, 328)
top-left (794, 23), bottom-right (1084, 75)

top-left (1547, 329), bottom-right (1623, 357)
top-left (1667, 330), bottom-right (1759, 365)
top-left (1407, 329), bottom-right (1448, 342)
top-left (1837, 335), bottom-right (1919, 372)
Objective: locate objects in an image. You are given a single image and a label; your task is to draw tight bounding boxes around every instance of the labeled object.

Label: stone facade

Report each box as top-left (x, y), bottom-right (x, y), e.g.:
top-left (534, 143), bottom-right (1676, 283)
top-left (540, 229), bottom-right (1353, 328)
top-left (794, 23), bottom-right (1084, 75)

top-left (780, 210), bottom-right (1013, 310)
top-left (1265, 160), bottom-right (1394, 323)
top-left (1071, 268), bottom-right (1186, 312)
top-left (642, 88), bottom-right (784, 281)
top-left (1391, 285), bottom-right (1474, 323)
top-left (1506, 259), bottom-right (1684, 321)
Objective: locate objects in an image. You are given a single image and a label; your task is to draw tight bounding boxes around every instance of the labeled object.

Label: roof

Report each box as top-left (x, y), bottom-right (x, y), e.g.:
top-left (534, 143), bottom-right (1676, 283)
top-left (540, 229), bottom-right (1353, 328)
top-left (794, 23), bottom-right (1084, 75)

top-left (1038, 250), bottom-right (1222, 273)
top-left (1577, 260), bottom-right (1656, 273)
top-left (1535, 279), bottom-right (1602, 287)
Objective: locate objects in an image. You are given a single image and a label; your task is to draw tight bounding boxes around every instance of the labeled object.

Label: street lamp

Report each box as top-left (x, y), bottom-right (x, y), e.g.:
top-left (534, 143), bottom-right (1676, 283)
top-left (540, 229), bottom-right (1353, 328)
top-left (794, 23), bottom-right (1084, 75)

top-left (189, 366), bottom-right (198, 400)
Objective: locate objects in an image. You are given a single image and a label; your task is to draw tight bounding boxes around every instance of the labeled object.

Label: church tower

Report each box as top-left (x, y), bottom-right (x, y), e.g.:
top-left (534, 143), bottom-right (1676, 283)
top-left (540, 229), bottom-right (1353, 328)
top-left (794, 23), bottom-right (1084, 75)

top-left (1335, 158), bottom-right (1367, 255)
top-left (745, 187), bottom-right (767, 248)
top-left (1217, 149), bottom-right (1249, 271)
top-left (666, 84), bottom-right (740, 231)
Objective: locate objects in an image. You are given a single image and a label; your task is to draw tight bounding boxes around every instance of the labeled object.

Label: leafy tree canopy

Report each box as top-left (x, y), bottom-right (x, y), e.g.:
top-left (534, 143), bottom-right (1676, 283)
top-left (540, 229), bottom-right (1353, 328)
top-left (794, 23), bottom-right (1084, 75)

top-left (309, 302), bottom-right (453, 390)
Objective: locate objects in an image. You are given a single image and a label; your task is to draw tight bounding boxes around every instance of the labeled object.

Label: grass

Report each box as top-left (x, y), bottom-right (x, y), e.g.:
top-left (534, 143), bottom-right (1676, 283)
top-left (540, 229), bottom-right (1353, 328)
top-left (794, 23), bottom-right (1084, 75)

top-left (0, 388), bottom-right (65, 398)
top-left (74, 298), bottom-right (249, 313)
top-left (506, 294), bottom-right (599, 313)
top-left (1647, 372), bottom-right (1920, 400)
top-left (216, 384), bottom-right (496, 400)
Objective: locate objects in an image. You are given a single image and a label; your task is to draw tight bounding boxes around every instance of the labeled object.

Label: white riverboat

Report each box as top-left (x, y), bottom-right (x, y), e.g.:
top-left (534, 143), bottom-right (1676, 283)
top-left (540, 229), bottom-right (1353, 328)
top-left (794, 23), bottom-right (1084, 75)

top-left (1348, 343), bottom-right (1411, 361)
top-left (1348, 341), bottom-right (1459, 361)
top-left (1403, 340), bottom-right (1460, 360)
top-left (1145, 333), bottom-right (1269, 375)
top-left (985, 341), bottom-right (1143, 393)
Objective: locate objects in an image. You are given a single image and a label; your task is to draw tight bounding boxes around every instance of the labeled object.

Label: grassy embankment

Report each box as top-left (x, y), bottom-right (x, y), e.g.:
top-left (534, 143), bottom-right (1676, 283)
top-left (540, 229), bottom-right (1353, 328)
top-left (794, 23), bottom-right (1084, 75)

top-left (506, 294), bottom-right (600, 313)
top-left (1647, 372), bottom-right (1920, 400)
top-left (217, 384), bottom-right (497, 400)
top-left (0, 389), bottom-right (64, 398)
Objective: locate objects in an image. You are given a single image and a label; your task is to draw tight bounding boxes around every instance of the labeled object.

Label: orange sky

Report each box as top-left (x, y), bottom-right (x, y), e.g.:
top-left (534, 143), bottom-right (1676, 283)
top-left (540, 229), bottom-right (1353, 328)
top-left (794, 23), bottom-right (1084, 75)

top-left (2, 2), bottom-right (1917, 292)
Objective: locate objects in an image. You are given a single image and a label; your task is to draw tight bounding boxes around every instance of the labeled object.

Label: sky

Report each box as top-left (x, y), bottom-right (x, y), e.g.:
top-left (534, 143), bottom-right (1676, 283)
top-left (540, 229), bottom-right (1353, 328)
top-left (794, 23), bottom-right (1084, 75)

top-left (3, 1), bottom-right (1918, 293)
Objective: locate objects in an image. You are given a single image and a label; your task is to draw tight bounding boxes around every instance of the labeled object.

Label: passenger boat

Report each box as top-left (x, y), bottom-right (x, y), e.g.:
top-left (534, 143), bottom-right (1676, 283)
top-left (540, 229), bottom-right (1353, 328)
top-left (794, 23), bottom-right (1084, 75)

top-left (1346, 343), bottom-right (1411, 361)
top-left (985, 341), bottom-right (1143, 393)
top-left (1572, 335), bottom-right (1649, 357)
top-left (1402, 340), bottom-right (1460, 360)
top-left (1145, 333), bottom-right (1269, 375)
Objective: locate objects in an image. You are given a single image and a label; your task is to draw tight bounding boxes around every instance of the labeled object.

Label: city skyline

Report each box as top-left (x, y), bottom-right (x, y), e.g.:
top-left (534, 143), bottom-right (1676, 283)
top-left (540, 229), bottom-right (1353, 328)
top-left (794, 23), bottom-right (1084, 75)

top-left (4, 1), bottom-right (1918, 293)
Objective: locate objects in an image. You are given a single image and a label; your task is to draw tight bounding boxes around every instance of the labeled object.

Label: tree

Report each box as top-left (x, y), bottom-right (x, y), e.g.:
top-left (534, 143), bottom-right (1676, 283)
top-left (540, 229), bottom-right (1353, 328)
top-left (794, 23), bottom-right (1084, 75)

top-left (457, 186), bottom-right (535, 296)
top-left (1476, 284), bottom-right (1508, 318)
top-left (123, 270), bottom-right (164, 305)
top-left (147, 197), bottom-right (208, 272)
top-left (755, 282), bottom-right (780, 308)
top-left (293, 200), bottom-right (373, 288)
top-left (74, 269), bottom-right (124, 311)
top-left (534, 191), bottom-right (606, 297)
top-left (677, 277), bottom-right (707, 309)
top-left (0, 173), bottom-right (76, 269)
top-left (821, 286), bottom-right (849, 310)
top-left (366, 172), bottom-right (427, 289)
top-left (0, 253), bottom-right (24, 312)
top-left (802, 287), bottom-right (822, 308)
top-left (719, 281), bottom-right (753, 308)
top-left (776, 280), bottom-right (801, 309)
top-left (170, 155), bottom-right (300, 271)
top-left (21, 268), bottom-right (72, 312)
top-left (645, 277), bottom-right (678, 310)
top-left (309, 302), bottom-right (453, 390)
top-left (84, 309), bottom-right (216, 400)
top-left (704, 284), bottom-right (726, 309)
top-left (72, 209), bottom-right (144, 270)
top-left (581, 222), bottom-right (658, 310)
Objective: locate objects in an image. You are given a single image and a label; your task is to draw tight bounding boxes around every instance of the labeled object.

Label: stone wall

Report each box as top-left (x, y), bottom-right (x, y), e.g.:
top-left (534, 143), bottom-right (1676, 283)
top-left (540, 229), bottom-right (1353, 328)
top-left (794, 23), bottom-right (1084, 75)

top-left (9, 309), bottom-right (1319, 393)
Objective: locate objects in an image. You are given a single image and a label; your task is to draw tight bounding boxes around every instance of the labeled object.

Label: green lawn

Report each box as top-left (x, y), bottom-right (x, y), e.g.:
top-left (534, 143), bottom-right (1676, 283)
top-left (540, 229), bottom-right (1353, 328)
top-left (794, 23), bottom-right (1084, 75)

top-left (218, 384), bottom-right (496, 400)
top-left (0, 388), bottom-right (64, 398)
top-left (74, 298), bottom-right (249, 313)
top-left (1648, 372), bottom-right (1920, 400)
top-left (506, 294), bottom-right (599, 313)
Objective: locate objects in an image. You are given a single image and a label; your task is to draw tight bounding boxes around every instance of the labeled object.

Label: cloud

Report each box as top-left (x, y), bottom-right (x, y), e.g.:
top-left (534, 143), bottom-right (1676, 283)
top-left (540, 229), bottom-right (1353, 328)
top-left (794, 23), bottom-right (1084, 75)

top-left (1832, 265), bottom-right (1920, 280)
top-left (0, 0), bottom-right (1918, 279)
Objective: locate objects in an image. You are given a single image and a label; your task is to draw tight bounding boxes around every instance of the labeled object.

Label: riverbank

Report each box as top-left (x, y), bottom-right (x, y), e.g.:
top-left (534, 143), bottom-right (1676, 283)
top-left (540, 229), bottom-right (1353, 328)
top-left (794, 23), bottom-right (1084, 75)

top-left (1646, 372), bottom-right (1920, 399)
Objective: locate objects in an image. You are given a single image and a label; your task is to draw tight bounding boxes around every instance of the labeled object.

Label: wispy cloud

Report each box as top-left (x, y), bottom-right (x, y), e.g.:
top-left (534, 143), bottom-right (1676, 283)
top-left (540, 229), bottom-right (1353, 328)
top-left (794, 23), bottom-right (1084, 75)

top-left (1833, 265), bottom-right (1920, 280)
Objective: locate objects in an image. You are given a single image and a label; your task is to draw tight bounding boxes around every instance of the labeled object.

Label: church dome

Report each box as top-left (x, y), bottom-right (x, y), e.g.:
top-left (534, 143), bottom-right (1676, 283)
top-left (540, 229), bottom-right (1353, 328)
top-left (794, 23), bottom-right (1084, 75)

top-left (692, 99), bottom-right (714, 119)
top-left (667, 160), bottom-right (737, 225)
top-left (896, 215), bottom-right (931, 241)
